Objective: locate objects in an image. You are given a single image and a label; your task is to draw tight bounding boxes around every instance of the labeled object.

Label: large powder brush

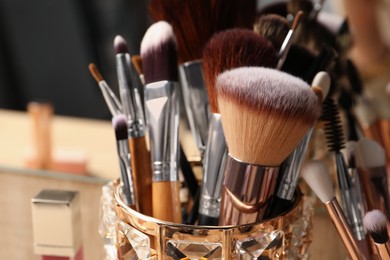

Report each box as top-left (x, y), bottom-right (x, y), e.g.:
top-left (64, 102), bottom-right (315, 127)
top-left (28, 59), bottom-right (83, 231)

top-left (217, 67), bottom-right (321, 166)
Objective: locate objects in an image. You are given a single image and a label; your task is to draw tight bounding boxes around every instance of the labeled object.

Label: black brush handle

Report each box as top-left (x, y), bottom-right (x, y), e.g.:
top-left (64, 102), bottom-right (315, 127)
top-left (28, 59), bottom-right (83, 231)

top-left (180, 144), bottom-right (199, 198)
top-left (267, 196), bottom-right (294, 219)
top-left (198, 213), bottom-right (219, 226)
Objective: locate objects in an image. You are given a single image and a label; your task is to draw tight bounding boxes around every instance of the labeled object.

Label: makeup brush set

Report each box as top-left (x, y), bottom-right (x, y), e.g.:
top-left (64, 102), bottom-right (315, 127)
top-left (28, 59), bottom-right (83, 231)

top-left (94, 0), bottom-right (390, 259)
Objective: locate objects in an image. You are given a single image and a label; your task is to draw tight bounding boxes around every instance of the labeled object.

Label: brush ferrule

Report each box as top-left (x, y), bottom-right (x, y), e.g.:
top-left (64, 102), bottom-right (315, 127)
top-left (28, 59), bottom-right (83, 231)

top-left (219, 156), bottom-right (280, 225)
top-left (374, 242), bottom-right (390, 260)
top-left (325, 199), bottom-right (364, 260)
top-left (277, 29), bottom-right (294, 69)
top-left (116, 139), bottom-right (136, 207)
top-left (277, 128), bottom-right (313, 200)
top-left (98, 81), bottom-right (122, 116)
top-left (116, 54), bottom-right (145, 137)
top-left (336, 153), bottom-right (366, 240)
top-left (179, 60), bottom-right (210, 152)
top-left (199, 114), bottom-right (228, 219)
top-left (145, 81), bottom-right (179, 182)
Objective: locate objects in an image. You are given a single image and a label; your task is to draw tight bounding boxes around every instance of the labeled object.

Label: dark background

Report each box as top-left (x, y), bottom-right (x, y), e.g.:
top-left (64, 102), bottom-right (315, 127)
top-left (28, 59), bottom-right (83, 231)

top-left (0, 0), bottom-right (149, 119)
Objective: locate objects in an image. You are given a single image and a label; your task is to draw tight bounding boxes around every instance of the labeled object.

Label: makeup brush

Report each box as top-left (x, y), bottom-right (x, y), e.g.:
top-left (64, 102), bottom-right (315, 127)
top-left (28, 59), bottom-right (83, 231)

top-left (141, 21), bottom-right (181, 223)
top-left (199, 29), bottom-right (278, 225)
top-left (114, 35), bottom-right (153, 216)
top-left (112, 114), bottom-right (137, 210)
top-left (301, 160), bottom-right (364, 260)
top-left (277, 11), bottom-right (303, 70)
top-left (217, 67), bottom-right (321, 225)
top-left (321, 97), bottom-right (366, 241)
top-left (89, 63), bottom-right (122, 116)
top-left (357, 138), bottom-right (390, 218)
top-left (281, 44), bottom-right (316, 83)
top-left (254, 14), bottom-right (290, 51)
top-left (363, 210), bottom-right (390, 259)
top-left (269, 71), bottom-right (330, 218)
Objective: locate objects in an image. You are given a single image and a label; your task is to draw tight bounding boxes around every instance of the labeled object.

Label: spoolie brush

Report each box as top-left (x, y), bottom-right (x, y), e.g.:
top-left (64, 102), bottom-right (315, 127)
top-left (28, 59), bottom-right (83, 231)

top-left (301, 160), bottom-right (364, 260)
top-left (199, 29), bottom-right (278, 225)
top-left (217, 67), bottom-right (321, 225)
top-left (141, 21), bottom-right (182, 223)
top-left (363, 210), bottom-right (390, 259)
top-left (321, 97), bottom-right (366, 241)
top-left (254, 14), bottom-right (290, 51)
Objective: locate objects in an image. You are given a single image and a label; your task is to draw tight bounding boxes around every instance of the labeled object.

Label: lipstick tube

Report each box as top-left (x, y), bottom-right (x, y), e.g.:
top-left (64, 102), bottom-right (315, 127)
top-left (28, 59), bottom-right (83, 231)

top-left (219, 156), bottom-right (280, 226)
top-left (31, 190), bottom-right (83, 260)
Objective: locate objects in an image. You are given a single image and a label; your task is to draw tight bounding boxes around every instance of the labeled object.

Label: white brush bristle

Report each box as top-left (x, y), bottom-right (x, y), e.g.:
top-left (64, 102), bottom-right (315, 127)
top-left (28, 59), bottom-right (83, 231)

top-left (140, 21), bottom-right (176, 56)
top-left (357, 138), bottom-right (386, 168)
top-left (311, 71), bottom-right (330, 101)
top-left (363, 210), bottom-right (387, 233)
top-left (301, 160), bottom-right (334, 203)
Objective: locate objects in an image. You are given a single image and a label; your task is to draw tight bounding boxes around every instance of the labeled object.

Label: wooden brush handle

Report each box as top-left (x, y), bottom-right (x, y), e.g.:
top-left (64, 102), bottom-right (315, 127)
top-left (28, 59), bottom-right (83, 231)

top-left (129, 136), bottom-right (153, 216)
top-left (152, 181), bottom-right (182, 223)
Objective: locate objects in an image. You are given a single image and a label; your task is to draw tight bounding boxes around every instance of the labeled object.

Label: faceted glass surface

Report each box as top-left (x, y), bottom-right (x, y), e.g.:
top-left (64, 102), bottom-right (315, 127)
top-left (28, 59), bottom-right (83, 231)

top-left (166, 239), bottom-right (222, 259)
top-left (236, 230), bottom-right (284, 259)
top-left (119, 221), bottom-right (152, 259)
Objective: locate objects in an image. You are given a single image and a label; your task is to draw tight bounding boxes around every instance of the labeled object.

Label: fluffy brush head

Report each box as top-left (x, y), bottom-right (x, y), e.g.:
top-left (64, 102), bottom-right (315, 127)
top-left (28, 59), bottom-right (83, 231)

top-left (114, 35), bottom-right (129, 54)
top-left (202, 29), bottom-right (278, 113)
top-left (356, 138), bottom-right (386, 168)
top-left (301, 160), bottom-right (335, 203)
top-left (363, 210), bottom-right (389, 244)
top-left (140, 21), bottom-right (178, 84)
top-left (112, 114), bottom-right (129, 141)
top-left (216, 67), bottom-right (321, 165)
top-left (254, 14), bottom-right (290, 51)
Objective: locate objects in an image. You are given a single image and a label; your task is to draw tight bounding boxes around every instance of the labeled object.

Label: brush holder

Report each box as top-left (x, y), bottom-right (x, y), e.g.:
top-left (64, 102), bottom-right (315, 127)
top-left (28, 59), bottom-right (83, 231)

top-left (99, 180), bottom-right (314, 260)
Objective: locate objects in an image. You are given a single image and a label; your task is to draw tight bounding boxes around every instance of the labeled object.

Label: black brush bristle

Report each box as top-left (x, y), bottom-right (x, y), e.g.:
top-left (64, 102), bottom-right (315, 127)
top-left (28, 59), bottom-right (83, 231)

top-left (320, 98), bottom-right (346, 152)
top-left (364, 210), bottom-right (389, 244)
top-left (338, 89), bottom-right (359, 141)
top-left (112, 114), bottom-right (129, 141)
top-left (281, 44), bottom-right (316, 83)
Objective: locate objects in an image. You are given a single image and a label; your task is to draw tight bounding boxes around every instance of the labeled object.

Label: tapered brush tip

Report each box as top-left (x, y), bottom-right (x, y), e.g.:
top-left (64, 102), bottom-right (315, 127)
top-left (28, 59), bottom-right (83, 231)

top-left (356, 138), bottom-right (386, 168)
top-left (311, 71), bottom-right (331, 101)
top-left (88, 63), bottom-right (103, 82)
top-left (114, 35), bottom-right (129, 54)
top-left (217, 67), bottom-right (321, 165)
top-left (112, 114), bottom-right (129, 141)
top-left (301, 160), bottom-right (335, 203)
top-left (363, 210), bottom-right (389, 244)
top-left (140, 21), bottom-right (178, 84)
top-left (202, 29), bottom-right (278, 113)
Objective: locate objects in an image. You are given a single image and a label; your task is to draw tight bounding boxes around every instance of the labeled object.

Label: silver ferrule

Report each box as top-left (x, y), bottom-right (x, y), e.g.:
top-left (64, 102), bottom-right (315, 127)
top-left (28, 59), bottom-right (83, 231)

top-left (277, 29), bottom-right (294, 69)
top-left (336, 153), bottom-right (365, 240)
top-left (145, 81), bottom-right (179, 182)
top-left (277, 128), bottom-right (313, 200)
top-left (98, 80), bottom-right (122, 116)
top-left (117, 139), bottom-right (136, 207)
top-left (219, 156), bottom-right (280, 225)
top-left (179, 60), bottom-right (210, 152)
top-left (199, 114), bottom-right (228, 218)
top-left (116, 54), bottom-right (145, 137)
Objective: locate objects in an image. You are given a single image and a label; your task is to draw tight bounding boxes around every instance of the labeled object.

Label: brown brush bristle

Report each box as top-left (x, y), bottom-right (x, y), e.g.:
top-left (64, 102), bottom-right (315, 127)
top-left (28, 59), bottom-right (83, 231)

top-left (88, 63), bottom-right (103, 82)
top-left (132, 55), bottom-right (143, 75)
top-left (148, 0), bottom-right (257, 63)
top-left (148, 0), bottom-right (213, 63)
top-left (216, 67), bottom-right (321, 166)
top-left (140, 21), bottom-right (178, 84)
top-left (254, 14), bottom-right (290, 50)
top-left (202, 29), bottom-right (278, 113)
